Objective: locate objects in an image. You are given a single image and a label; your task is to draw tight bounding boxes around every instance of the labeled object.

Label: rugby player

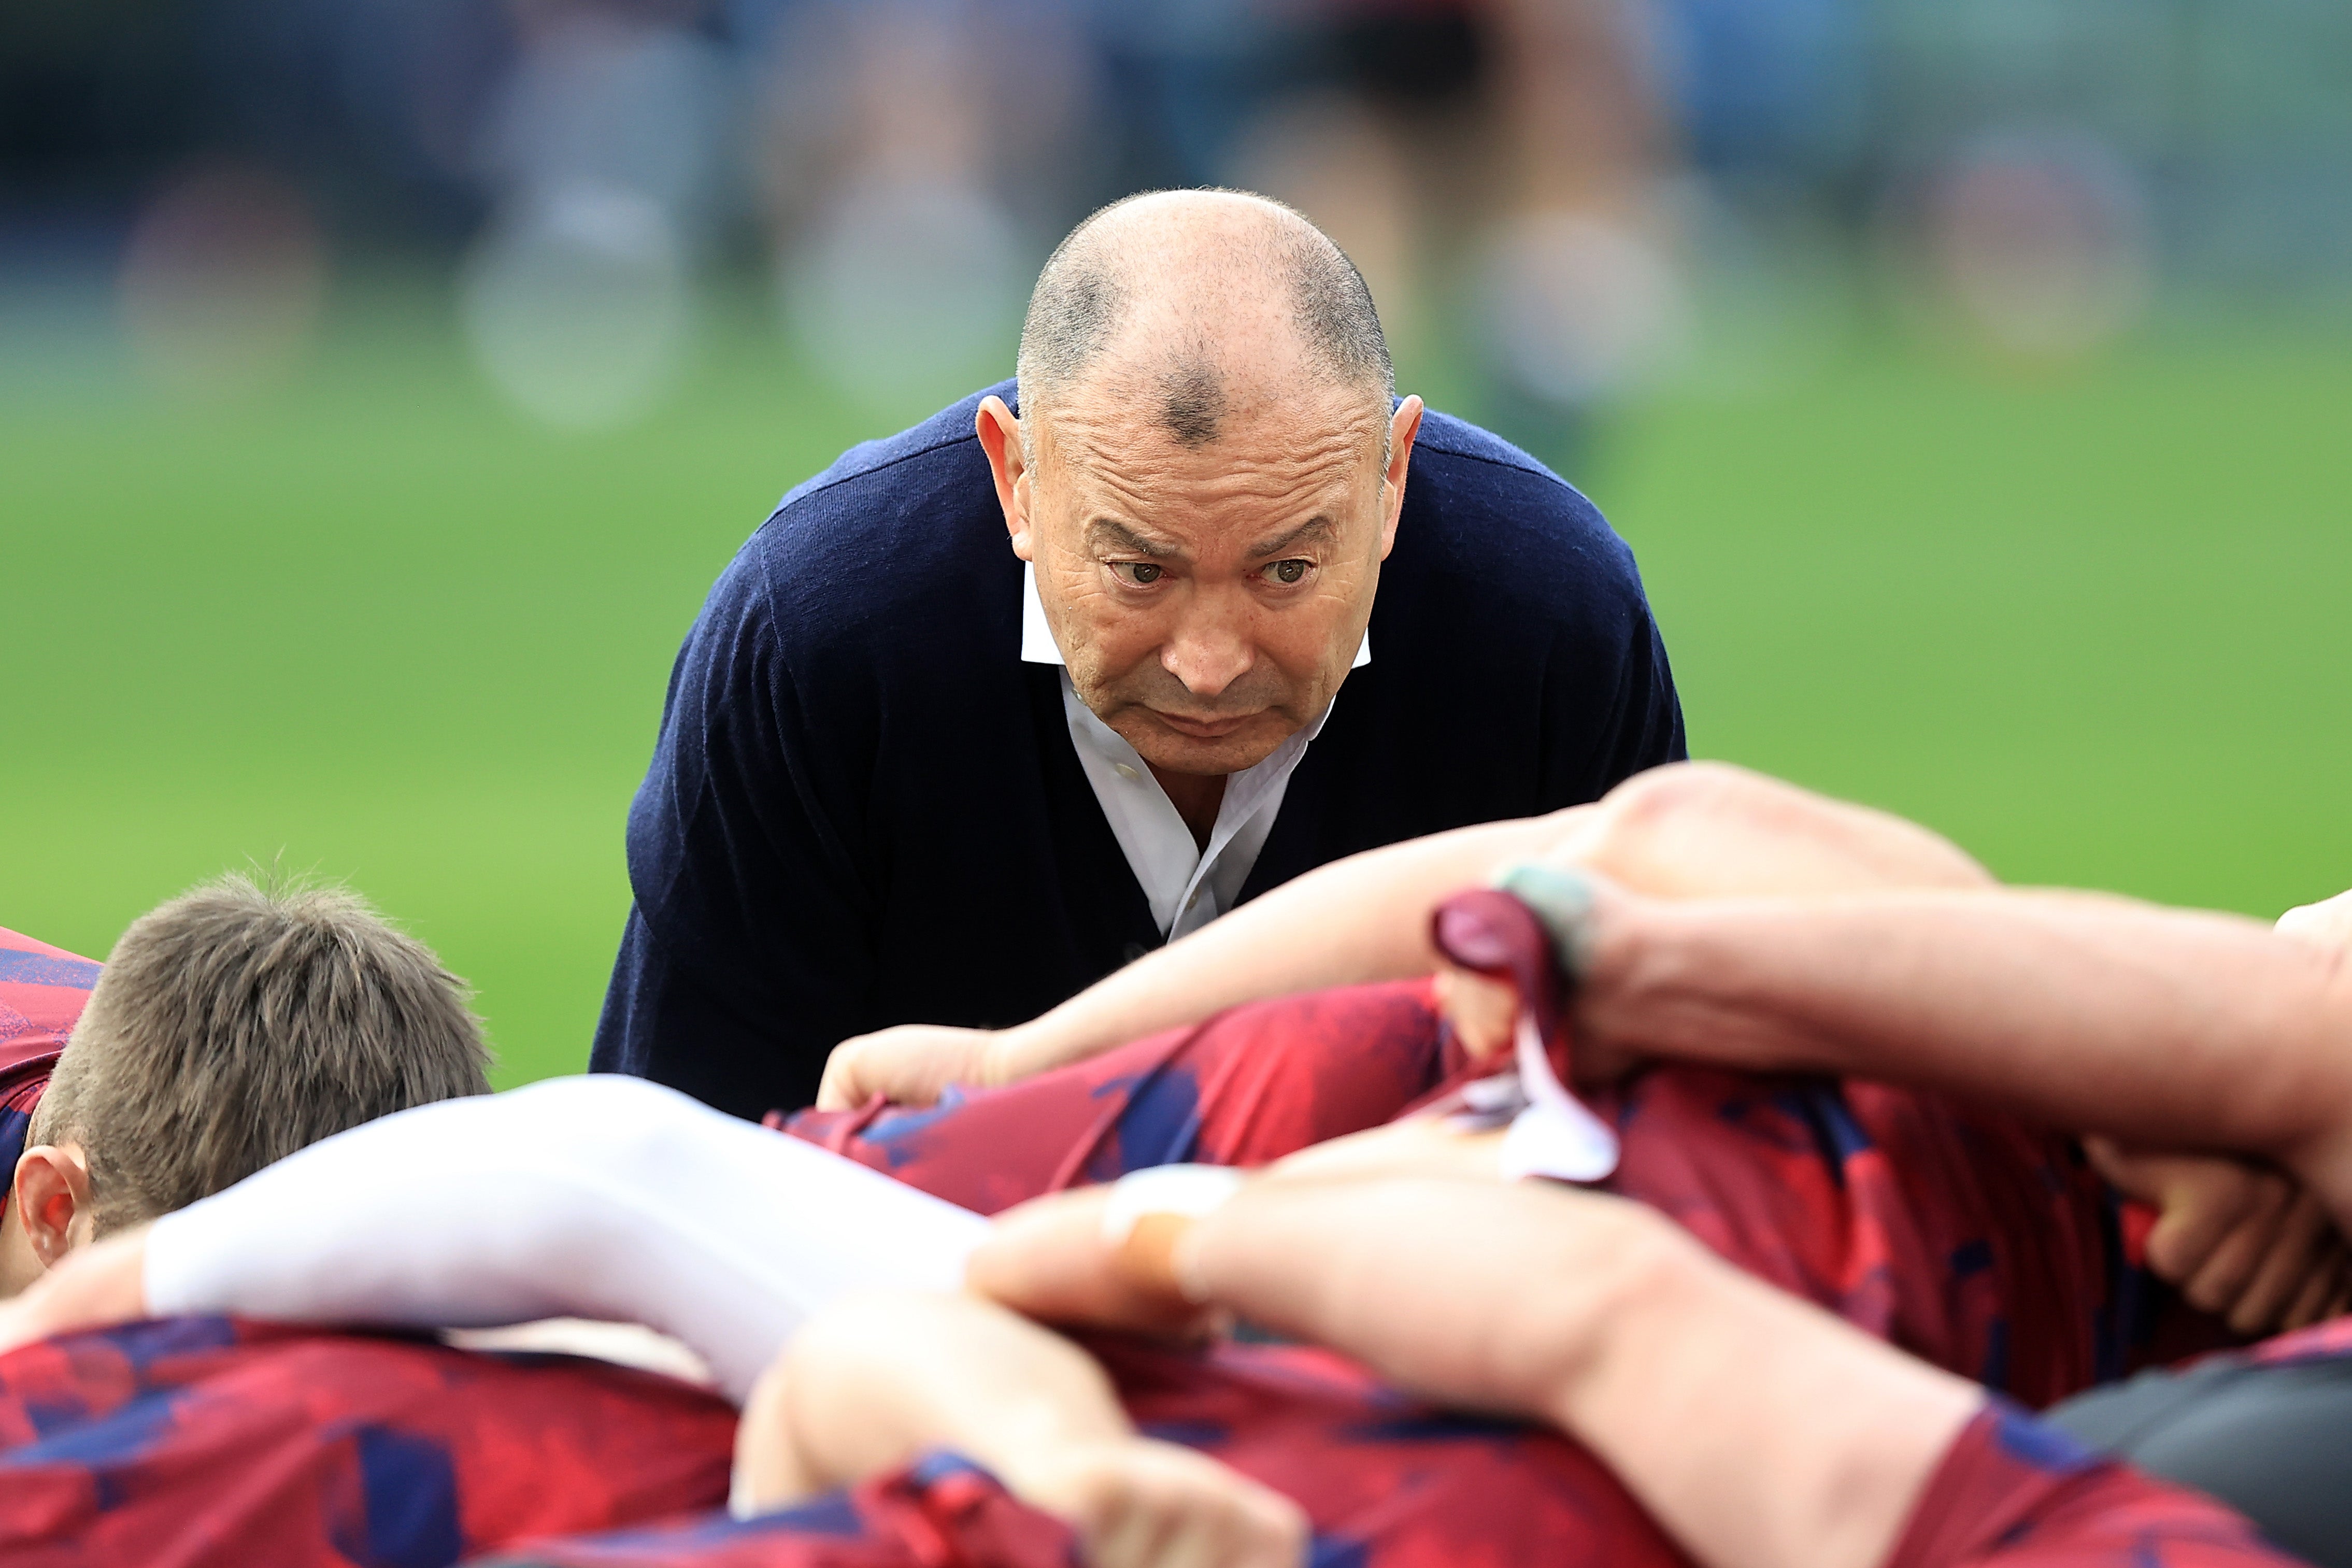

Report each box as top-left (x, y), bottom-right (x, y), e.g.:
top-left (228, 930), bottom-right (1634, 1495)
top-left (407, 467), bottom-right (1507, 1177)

top-left (0, 924), bottom-right (96, 1293)
top-left (1, 876), bottom-right (492, 1298)
top-left (822, 760), bottom-right (2352, 1339)
top-left (0, 1059), bottom-right (2306, 1568)
top-left (6, 789), bottom-right (2345, 1562)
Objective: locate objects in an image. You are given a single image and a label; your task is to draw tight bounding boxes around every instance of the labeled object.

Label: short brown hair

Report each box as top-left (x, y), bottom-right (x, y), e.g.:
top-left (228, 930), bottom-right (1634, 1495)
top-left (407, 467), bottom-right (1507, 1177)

top-left (31, 873), bottom-right (492, 1233)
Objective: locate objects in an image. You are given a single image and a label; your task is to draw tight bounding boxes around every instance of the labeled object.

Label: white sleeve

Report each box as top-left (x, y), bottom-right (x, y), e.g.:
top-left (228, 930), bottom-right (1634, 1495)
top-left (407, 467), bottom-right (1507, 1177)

top-left (141, 1074), bottom-right (989, 1402)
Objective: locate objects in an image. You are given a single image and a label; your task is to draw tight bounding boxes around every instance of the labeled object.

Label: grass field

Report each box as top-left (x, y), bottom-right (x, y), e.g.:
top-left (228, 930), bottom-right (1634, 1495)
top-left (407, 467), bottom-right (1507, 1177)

top-left (7, 286), bottom-right (2349, 1086)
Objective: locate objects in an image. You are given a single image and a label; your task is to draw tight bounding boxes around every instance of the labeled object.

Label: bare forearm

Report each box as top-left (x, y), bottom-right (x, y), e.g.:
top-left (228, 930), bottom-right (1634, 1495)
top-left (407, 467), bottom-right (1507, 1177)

top-left (1182, 1178), bottom-right (1975, 1568)
top-left (999, 812), bottom-right (1580, 1077)
top-left (1000, 763), bottom-right (1998, 1081)
top-left (1585, 889), bottom-right (2352, 1191)
top-left (748, 1289), bottom-right (1309, 1563)
top-left (767, 1291), bottom-right (1129, 1494)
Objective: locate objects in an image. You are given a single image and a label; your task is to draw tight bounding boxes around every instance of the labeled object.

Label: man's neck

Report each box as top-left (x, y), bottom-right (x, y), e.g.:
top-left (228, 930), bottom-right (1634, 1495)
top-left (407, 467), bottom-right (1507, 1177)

top-left (1149, 766), bottom-right (1228, 852)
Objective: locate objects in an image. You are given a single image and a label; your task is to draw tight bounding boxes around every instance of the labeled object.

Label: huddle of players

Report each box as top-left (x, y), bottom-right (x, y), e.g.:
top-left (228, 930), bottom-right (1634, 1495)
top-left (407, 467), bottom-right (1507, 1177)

top-left (5, 762), bottom-right (2351, 1568)
top-left (0, 879), bottom-right (488, 1295)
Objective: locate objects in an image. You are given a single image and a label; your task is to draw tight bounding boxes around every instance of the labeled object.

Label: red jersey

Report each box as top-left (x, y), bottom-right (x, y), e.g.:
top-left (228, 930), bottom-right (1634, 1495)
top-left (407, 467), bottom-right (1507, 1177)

top-left (0, 1317), bottom-right (2298, 1568)
top-left (0, 925), bottom-right (99, 1184)
top-left (791, 975), bottom-right (2177, 1407)
top-left (0, 890), bottom-right (2288, 1568)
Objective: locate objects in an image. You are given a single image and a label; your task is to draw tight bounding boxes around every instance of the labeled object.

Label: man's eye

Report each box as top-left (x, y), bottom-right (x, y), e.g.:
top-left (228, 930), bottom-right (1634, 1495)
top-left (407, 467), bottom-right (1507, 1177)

top-left (1267, 559), bottom-right (1310, 586)
top-left (1114, 562), bottom-right (1164, 586)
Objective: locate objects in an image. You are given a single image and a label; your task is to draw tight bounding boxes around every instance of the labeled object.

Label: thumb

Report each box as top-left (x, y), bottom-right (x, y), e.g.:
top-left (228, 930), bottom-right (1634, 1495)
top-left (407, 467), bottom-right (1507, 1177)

top-left (814, 1039), bottom-right (869, 1113)
top-left (2082, 1135), bottom-right (2168, 1202)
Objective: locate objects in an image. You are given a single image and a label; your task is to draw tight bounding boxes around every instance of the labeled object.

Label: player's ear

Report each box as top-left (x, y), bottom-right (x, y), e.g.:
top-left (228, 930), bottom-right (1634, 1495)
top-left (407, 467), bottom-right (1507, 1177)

top-left (14, 1144), bottom-right (93, 1270)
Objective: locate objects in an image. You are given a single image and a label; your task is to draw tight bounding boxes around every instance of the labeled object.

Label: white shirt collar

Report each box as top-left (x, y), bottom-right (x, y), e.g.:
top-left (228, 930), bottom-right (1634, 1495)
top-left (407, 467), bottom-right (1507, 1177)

top-left (1022, 562), bottom-right (1362, 939)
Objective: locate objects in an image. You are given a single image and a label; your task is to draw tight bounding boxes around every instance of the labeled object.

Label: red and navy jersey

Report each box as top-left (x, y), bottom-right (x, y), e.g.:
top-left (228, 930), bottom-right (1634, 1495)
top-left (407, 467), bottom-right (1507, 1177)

top-left (791, 975), bottom-right (2182, 1407)
top-left (0, 944), bottom-right (2281, 1567)
top-left (3, 1314), bottom-right (2284, 1568)
top-left (0, 925), bottom-right (99, 1185)
top-left (480, 1347), bottom-right (2293, 1568)
top-left (0, 1317), bottom-right (735, 1566)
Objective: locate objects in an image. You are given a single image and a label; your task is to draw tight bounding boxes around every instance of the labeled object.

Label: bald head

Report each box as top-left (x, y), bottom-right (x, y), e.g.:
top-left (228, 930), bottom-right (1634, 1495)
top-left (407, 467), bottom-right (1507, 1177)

top-left (1017, 190), bottom-right (1393, 451)
top-left (978, 190), bottom-right (1424, 790)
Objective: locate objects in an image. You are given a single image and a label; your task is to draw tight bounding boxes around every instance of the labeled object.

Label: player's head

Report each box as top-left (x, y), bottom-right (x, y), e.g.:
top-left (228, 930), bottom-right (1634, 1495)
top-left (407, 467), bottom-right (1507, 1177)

top-left (5, 873), bottom-right (491, 1281)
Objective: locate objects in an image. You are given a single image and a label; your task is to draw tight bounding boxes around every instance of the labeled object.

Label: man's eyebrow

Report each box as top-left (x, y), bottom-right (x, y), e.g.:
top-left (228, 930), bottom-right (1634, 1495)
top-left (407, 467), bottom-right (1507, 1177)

top-left (1085, 518), bottom-right (1182, 559)
top-left (1246, 517), bottom-right (1339, 558)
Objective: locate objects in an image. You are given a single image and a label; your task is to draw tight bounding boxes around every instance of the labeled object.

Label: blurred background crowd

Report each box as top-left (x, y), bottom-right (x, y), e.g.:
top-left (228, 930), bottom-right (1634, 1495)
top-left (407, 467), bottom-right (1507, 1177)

top-left (7, 0), bottom-right (2350, 1080)
top-left (12, 0), bottom-right (2350, 435)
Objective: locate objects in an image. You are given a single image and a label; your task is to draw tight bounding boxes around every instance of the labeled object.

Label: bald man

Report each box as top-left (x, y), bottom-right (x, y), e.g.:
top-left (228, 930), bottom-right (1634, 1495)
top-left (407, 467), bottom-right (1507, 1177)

top-left (596, 190), bottom-right (1684, 1118)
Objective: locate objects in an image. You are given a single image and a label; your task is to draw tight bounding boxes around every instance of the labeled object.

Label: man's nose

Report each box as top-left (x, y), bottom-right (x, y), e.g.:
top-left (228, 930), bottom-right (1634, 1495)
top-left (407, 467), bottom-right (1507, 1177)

top-left (1161, 599), bottom-right (1255, 700)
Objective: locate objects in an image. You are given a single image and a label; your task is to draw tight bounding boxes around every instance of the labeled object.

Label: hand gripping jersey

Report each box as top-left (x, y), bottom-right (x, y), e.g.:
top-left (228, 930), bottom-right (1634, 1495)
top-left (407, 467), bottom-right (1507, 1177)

top-left (790, 889), bottom-right (2195, 1407)
top-left (0, 925), bottom-right (99, 1191)
top-left (0, 893), bottom-right (2296, 1568)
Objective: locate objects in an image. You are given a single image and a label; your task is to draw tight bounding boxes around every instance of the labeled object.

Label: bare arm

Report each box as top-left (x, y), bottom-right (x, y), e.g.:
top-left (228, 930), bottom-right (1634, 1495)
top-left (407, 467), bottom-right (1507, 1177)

top-left (820, 762), bottom-right (1995, 1108)
top-left (736, 1289), bottom-right (1305, 1568)
top-left (819, 811), bottom-right (1576, 1107)
top-left (973, 1175), bottom-right (1978, 1568)
top-left (1576, 882), bottom-right (2352, 1222)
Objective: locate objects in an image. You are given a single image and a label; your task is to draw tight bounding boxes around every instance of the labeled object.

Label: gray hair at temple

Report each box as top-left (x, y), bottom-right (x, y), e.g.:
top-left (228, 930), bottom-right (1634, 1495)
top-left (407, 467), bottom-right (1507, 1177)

top-left (1015, 189), bottom-right (1395, 456)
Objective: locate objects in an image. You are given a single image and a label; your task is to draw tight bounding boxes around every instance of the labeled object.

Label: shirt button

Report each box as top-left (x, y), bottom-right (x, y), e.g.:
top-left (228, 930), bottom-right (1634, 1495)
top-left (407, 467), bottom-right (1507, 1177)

top-left (1114, 763), bottom-right (1139, 781)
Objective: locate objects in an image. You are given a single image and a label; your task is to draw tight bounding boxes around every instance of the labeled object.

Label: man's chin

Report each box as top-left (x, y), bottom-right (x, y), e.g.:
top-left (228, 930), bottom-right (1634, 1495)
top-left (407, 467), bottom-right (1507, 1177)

top-left (1123, 721), bottom-right (1293, 779)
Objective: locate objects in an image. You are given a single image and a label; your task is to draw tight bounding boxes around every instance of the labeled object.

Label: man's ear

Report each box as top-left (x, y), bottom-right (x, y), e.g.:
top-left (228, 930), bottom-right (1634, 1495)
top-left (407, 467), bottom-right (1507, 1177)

top-left (13, 1145), bottom-right (93, 1270)
top-left (975, 395), bottom-right (1035, 561)
top-left (1378, 396), bottom-right (1423, 561)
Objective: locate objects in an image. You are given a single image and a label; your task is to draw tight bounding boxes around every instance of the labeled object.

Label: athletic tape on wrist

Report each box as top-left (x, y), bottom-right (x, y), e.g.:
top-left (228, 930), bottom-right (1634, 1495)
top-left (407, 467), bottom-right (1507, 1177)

top-left (1099, 1164), bottom-right (1248, 1246)
top-left (1490, 862), bottom-right (1600, 983)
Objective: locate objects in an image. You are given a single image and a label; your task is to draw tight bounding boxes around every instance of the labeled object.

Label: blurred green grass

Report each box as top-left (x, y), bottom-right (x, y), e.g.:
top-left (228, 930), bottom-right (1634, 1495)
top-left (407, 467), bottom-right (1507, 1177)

top-left (7, 289), bottom-right (2349, 1086)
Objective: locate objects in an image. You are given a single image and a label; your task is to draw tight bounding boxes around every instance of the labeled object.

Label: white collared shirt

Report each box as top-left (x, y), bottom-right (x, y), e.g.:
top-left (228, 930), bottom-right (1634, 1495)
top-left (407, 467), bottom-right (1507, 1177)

top-left (1023, 562), bottom-right (1370, 942)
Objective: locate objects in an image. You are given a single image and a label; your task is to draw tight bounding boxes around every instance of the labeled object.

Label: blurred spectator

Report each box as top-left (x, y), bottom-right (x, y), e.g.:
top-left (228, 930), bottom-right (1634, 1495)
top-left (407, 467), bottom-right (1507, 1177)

top-left (118, 159), bottom-right (326, 397)
top-left (2, 0), bottom-right (2348, 417)
top-left (1121, 0), bottom-right (1691, 463)
top-left (459, 0), bottom-right (729, 429)
top-left (743, 0), bottom-right (1090, 421)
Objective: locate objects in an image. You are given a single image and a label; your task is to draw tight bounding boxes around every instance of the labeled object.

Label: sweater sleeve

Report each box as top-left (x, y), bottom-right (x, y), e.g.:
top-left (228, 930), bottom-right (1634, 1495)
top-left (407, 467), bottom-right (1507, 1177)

top-left (142, 1076), bottom-right (989, 1404)
top-left (1558, 588), bottom-right (1686, 802)
top-left (592, 544), bottom-right (881, 1118)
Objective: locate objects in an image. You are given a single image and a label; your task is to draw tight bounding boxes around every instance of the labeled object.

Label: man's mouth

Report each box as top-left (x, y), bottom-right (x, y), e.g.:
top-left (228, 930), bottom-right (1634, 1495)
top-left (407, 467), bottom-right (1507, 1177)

top-left (1152, 709), bottom-right (1259, 740)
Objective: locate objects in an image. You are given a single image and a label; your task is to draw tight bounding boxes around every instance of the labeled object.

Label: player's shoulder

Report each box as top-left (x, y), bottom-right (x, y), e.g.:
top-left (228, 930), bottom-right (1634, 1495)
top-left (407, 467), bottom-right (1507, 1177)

top-left (0, 925), bottom-right (99, 1073)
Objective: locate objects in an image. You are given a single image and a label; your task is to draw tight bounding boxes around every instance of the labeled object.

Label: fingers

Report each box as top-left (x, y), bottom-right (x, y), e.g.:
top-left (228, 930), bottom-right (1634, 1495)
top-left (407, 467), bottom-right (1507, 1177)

top-left (1431, 963), bottom-right (1517, 1062)
top-left (811, 1031), bottom-right (870, 1113)
top-left (2282, 1248), bottom-right (2350, 1331)
top-left (2275, 889), bottom-right (2352, 957)
top-left (2097, 1142), bottom-right (2352, 1337)
top-left (2175, 1171), bottom-right (2292, 1317)
top-left (1061, 1439), bottom-right (1306, 1568)
top-left (2107, 1147), bottom-right (2277, 1292)
top-left (729, 1354), bottom-right (817, 1517)
top-left (816, 1027), bottom-right (996, 1112)
top-left (2219, 1188), bottom-right (2334, 1334)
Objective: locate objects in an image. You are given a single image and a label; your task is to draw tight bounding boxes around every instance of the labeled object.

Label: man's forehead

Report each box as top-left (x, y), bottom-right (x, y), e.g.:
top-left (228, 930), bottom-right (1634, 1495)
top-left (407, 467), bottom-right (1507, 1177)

top-left (1041, 387), bottom-right (1382, 490)
top-left (1082, 512), bottom-right (1342, 560)
top-left (1050, 432), bottom-right (1367, 551)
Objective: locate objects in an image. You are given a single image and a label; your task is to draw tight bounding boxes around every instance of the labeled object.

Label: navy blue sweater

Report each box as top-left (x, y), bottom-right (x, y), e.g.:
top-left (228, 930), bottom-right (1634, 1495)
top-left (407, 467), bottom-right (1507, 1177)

top-left (592, 384), bottom-right (1685, 1118)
